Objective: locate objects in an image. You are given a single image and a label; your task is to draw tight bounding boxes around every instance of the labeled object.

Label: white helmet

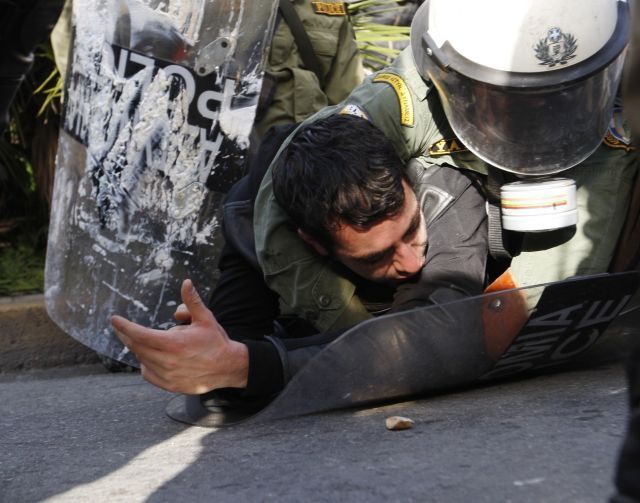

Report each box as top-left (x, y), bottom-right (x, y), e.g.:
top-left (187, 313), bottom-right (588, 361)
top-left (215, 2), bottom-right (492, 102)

top-left (411, 0), bottom-right (629, 175)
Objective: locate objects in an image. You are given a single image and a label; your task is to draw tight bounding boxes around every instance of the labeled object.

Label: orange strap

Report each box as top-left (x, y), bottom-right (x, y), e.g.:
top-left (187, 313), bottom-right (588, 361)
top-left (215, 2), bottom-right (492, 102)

top-left (482, 268), bottom-right (529, 360)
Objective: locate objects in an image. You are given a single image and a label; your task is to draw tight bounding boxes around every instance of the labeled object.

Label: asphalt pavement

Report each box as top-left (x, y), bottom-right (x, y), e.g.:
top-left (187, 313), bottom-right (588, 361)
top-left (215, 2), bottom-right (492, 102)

top-left (0, 360), bottom-right (632, 502)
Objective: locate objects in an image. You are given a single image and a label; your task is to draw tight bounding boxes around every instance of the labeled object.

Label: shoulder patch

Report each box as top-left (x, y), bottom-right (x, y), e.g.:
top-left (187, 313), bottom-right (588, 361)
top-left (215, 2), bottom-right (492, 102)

top-left (428, 138), bottom-right (468, 156)
top-left (603, 106), bottom-right (635, 152)
top-left (311, 1), bottom-right (347, 16)
top-left (373, 72), bottom-right (414, 127)
top-left (339, 104), bottom-right (370, 121)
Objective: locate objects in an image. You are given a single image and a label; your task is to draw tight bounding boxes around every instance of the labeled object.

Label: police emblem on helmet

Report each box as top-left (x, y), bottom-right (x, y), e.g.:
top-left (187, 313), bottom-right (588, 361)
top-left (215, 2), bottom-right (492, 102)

top-left (535, 28), bottom-right (578, 67)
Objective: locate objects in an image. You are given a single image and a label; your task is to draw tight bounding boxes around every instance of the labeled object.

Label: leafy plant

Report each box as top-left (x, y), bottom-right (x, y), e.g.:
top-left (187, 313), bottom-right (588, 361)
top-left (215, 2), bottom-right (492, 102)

top-left (0, 41), bottom-right (62, 295)
top-left (348, 0), bottom-right (414, 72)
top-left (0, 241), bottom-right (45, 296)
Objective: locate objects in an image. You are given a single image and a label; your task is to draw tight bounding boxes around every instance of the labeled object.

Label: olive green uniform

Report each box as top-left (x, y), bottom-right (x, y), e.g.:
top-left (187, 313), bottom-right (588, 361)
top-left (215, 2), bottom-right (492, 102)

top-left (258, 46), bottom-right (638, 332)
top-left (253, 0), bottom-right (364, 139)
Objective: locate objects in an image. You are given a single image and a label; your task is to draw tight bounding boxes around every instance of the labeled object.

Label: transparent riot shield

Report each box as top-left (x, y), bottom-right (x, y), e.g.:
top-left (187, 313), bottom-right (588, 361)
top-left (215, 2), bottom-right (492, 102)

top-left (45, 0), bottom-right (278, 364)
top-left (166, 271), bottom-right (640, 426)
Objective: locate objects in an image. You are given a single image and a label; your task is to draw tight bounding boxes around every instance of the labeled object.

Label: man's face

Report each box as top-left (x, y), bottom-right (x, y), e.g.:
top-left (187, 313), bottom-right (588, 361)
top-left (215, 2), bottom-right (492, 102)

top-left (329, 180), bottom-right (427, 284)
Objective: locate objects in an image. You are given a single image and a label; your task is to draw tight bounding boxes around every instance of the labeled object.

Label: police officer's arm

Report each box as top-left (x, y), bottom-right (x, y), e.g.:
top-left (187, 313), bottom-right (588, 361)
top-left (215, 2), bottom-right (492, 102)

top-left (111, 279), bottom-right (249, 394)
top-left (254, 171), bottom-right (489, 396)
top-left (248, 168), bottom-right (489, 397)
top-left (254, 151), bottom-right (372, 333)
top-left (392, 170), bottom-right (488, 310)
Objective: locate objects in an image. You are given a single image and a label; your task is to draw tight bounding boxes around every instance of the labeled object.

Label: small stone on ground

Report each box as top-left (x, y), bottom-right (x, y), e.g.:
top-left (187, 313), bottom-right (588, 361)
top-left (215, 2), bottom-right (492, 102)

top-left (385, 416), bottom-right (414, 430)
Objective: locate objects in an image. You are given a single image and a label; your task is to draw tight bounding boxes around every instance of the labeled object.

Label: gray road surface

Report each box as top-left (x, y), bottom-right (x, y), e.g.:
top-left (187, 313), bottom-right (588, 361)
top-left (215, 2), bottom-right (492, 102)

top-left (0, 361), bottom-right (631, 502)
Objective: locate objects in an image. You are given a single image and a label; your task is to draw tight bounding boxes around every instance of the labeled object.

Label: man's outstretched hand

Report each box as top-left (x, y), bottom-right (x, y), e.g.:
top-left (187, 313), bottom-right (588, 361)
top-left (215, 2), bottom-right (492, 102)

top-left (111, 279), bottom-right (249, 394)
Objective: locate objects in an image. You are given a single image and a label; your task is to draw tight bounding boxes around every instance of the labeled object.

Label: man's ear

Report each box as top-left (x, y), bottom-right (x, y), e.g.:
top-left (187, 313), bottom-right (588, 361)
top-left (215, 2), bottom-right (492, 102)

top-left (297, 228), bottom-right (329, 256)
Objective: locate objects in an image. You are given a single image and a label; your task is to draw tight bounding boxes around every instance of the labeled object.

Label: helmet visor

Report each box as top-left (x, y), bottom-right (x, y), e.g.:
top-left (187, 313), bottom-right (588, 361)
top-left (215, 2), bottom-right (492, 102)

top-left (434, 51), bottom-right (625, 175)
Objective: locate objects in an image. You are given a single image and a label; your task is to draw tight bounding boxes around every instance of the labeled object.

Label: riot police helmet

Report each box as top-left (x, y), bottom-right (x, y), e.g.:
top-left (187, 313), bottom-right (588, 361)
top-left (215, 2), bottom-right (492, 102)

top-left (411, 0), bottom-right (630, 175)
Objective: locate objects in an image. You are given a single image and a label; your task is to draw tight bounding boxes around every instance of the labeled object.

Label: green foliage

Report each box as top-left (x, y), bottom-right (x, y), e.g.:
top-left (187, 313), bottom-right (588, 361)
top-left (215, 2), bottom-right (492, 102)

top-left (0, 240), bottom-right (46, 296)
top-left (0, 140), bottom-right (34, 202)
top-left (33, 44), bottom-right (64, 120)
top-left (0, 42), bottom-right (62, 296)
top-left (348, 0), bottom-right (412, 72)
top-left (1, 44), bottom-right (60, 220)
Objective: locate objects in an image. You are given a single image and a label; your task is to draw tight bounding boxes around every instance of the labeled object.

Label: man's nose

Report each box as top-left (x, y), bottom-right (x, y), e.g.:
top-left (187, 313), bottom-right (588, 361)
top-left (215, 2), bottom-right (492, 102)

top-left (394, 243), bottom-right (424, 276)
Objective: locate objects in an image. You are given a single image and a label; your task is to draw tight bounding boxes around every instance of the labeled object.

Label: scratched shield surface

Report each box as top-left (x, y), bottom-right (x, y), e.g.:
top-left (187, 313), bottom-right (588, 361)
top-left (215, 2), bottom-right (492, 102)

top-left (45, 0), bottom-right (278, 364)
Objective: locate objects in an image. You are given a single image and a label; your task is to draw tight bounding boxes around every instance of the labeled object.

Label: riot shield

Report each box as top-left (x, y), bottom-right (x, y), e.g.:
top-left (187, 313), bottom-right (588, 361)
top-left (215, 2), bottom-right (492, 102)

top-left (45, 0), bottom-right (278, 364)
top-left (166, 271), bottom-right (640, 426)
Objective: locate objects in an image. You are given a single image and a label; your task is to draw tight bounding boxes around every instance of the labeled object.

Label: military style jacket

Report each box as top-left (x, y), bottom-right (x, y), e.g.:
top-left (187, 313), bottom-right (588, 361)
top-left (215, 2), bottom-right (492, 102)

top-left (253, 0), bottom-right (364, 138)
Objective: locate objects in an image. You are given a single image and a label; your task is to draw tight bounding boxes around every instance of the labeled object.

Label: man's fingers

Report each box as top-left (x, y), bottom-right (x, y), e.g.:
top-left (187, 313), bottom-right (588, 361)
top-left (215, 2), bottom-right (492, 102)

top-left (139, 362), bottom-right (211, 395)
top-left (174, 303), bottom-right (192, 323)
top-left (111, 315), bottom-right (171, 351)
top-left (128, 343), bottom-right (177, 371)
top-left (139, 363), bottom-right (176, 393)
top-left (180, 279), bottom-right (214, 324)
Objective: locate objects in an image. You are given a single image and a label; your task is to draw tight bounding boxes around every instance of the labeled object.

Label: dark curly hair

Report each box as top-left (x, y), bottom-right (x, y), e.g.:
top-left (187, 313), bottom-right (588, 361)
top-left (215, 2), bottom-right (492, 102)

top-left (272, 114), bottom-right (407, 249)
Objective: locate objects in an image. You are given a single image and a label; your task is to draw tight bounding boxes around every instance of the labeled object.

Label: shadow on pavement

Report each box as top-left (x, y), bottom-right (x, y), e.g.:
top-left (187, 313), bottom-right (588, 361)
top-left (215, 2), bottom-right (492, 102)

top-left (145, 363), bottom-right (631, 502)
top-left (0, 364), bottom-right (188, 501)
top-left (1, 302), bottom-right (637, 501)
